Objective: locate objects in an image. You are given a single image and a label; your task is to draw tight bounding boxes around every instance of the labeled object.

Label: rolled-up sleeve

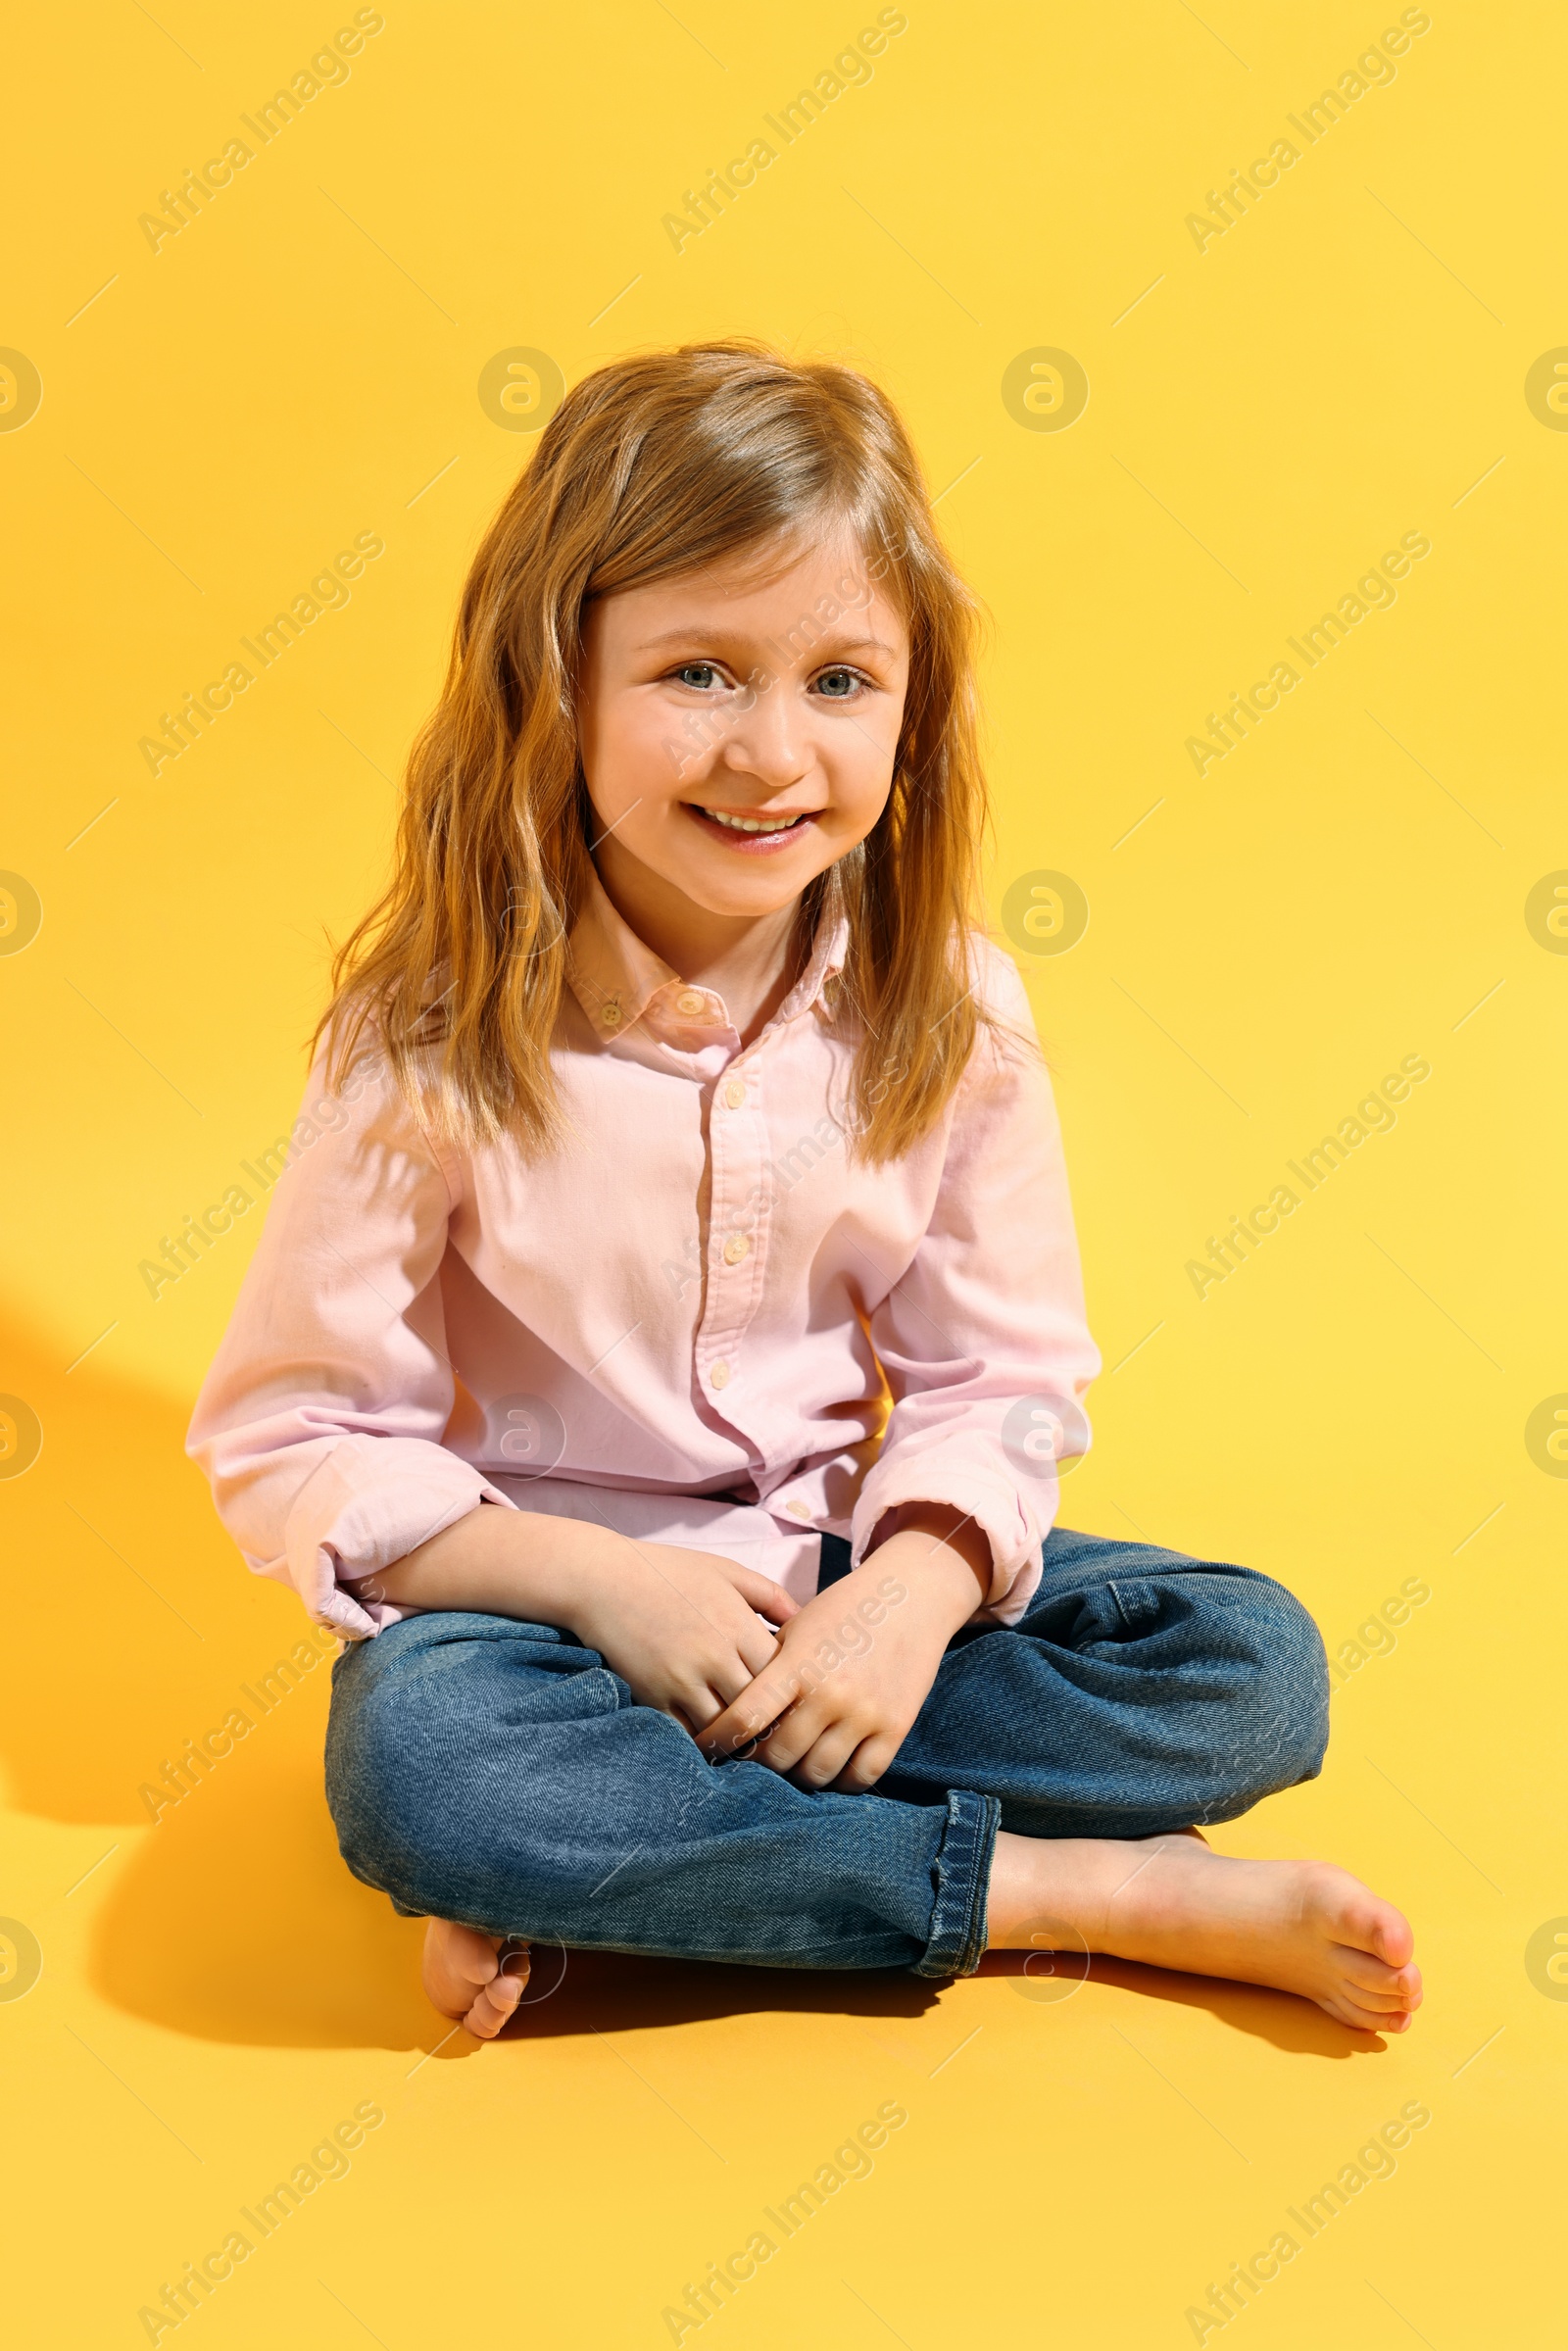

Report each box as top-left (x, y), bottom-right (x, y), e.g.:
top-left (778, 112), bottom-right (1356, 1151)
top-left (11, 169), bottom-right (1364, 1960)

top-left (850, 946), bottom-right (1101, 1623)
top-left (185, 1047), bottom-right (514, 1639)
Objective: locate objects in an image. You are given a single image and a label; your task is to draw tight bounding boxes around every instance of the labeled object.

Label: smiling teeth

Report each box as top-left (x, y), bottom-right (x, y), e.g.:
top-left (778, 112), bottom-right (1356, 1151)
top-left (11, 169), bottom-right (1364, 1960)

top-left (704, 809), bottom-right (806, 833)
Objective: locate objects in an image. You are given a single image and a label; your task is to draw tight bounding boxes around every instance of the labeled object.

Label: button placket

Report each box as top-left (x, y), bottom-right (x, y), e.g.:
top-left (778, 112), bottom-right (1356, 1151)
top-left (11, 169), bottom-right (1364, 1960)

top-left (695, 1049), bottom-right (768, 1408)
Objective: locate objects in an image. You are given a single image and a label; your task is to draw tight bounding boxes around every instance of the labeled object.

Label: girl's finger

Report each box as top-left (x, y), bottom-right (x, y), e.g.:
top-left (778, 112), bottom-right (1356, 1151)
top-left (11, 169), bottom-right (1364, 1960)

top-left (830, 1734), bottom-right (894, 1793)
top-left (738, 1621), bottom-right (783, 1679)
top-left (751, 1691), bottom-right (835, 1776)
top-left (723, 1565), bottom-right (799, 1624)
top-left (697, 1658), bottom-right (801, 1757)
top-left (669, 1679), bottom-right (725, 1732)
top-left (705, 1643), bottom-right (780, 1709)
top-left (787, 1721), bottom-right (862, 1790)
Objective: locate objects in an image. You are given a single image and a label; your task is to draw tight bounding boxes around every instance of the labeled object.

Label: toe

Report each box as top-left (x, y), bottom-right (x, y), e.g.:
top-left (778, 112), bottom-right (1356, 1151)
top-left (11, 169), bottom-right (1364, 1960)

top-left (1382, 1962), bottom-right (1422, 2009)
top-left (1340, 1983), bottom-right (1414, 2013)
top-left (1320, 1989), bottom-right (1409, 2034)
top-left (1364, 1903), bottom-right (1415, 1969)
top-left (448, 1922), bottom-right (505, 1973)
top-left (1313, 1869), bottom-right (1414, 1967)
top-left (422, 1920), bottom-right (507, 2020)
top-left (465, 1974), bottom-right (523, 2038)
top-left (1335, 1946), bottom-right (1421, 2002)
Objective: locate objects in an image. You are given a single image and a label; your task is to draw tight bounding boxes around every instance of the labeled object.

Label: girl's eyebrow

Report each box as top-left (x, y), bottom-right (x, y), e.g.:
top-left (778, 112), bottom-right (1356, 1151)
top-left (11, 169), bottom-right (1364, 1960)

top-left (636, 625), bottom-right (898, 656)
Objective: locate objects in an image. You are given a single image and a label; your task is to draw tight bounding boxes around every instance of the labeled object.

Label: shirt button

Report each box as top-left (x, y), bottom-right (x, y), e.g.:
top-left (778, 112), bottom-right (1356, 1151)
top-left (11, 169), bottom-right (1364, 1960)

top-left (785, 1500), bottom-right (811, 1520)
top-left (675, 989), bottom-right (705, 1016)
top-left (709, 1360), bottom-right (730, 1389)
top-left (722, 1233), bottom-right (750, 1265)
top-left (601, 1002), bottom-right (622, 1028)
top-left (723, 1079), bottom-right (746, 1109)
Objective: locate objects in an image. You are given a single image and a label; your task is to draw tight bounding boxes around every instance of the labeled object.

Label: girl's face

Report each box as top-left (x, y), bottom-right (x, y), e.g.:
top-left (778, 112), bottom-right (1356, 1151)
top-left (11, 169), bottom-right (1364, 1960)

top-left (577, 526), bottom-right (910, 921)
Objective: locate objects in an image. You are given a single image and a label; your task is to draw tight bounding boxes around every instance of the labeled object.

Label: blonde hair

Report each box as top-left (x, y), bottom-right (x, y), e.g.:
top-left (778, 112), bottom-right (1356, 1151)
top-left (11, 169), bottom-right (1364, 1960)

top-left (318, 339), bottom-right (998, 1161)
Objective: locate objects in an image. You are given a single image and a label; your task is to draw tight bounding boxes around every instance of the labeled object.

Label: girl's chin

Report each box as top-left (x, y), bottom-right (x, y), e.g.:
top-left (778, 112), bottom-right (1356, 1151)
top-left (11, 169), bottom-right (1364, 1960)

top-left (670, 868), bottom-right (821, 917)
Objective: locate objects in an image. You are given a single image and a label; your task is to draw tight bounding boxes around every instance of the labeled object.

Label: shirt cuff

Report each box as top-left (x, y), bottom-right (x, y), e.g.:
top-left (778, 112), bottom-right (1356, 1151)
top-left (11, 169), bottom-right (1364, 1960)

top-left (281, 1436), bottom-right (517, 1640)
top-left (849, 1459), bottom-right (1054, 1628)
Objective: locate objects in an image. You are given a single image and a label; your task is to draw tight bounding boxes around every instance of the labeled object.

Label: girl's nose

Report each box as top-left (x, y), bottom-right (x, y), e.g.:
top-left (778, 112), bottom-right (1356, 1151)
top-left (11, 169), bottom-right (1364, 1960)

top-left (715, 674), bottom-right (812, 791)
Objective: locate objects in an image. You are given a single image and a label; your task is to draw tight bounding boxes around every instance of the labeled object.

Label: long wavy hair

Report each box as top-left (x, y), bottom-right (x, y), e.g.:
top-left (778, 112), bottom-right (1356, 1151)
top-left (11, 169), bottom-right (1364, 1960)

top-left (317, 339), bottom-right (999, 1162)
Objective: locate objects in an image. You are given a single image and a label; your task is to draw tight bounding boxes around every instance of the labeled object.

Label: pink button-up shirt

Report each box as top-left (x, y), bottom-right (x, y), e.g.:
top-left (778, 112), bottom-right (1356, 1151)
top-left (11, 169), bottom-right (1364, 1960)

top-left (186, 869), bottom-right (1100, 1641)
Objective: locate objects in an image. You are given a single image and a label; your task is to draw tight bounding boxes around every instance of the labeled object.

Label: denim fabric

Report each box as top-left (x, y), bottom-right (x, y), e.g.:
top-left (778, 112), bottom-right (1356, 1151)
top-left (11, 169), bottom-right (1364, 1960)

top-left (324, 1526), bottom-right (1328, 1978)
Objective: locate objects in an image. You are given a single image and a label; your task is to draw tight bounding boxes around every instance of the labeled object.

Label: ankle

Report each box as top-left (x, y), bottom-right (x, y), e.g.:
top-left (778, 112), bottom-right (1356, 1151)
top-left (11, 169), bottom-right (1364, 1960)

top-left (985, 1831), bottom-right (1033, 1944)
top-left (986, 1830), bottom-right (1105, 1949)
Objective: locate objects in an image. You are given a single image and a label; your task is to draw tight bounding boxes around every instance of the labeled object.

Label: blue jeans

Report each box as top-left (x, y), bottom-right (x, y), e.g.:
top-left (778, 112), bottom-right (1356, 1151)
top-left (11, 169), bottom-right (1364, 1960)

top-left (324, 1527), bottom-right (1329, 1979)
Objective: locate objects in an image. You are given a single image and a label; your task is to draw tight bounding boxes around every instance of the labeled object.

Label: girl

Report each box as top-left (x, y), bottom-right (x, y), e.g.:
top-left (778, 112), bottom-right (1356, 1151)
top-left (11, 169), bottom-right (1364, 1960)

top-left (188, 342), bottom-right (1421, 2040)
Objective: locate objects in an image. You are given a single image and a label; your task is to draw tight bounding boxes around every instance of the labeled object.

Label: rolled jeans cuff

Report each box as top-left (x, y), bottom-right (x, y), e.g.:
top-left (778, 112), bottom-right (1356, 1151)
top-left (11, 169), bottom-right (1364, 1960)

top-left (912, 1788), bottom-right (1000, 1979)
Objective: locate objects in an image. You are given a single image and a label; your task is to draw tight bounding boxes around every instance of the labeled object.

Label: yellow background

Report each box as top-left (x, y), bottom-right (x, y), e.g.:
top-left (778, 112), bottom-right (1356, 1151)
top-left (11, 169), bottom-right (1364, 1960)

top-left (3, 1), bottom-right (1563, 2342)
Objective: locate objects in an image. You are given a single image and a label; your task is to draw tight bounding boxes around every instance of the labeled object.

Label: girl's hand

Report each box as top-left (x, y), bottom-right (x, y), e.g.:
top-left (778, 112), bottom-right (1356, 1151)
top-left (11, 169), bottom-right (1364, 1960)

top-left (569, 1540), bottom-right (799, 1732)
top-left (696, 1515), bottom-right (990, 1792)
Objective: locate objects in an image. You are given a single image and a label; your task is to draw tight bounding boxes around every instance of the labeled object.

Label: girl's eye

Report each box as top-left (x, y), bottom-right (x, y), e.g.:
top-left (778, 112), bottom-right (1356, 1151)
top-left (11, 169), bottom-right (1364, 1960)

top-left (673, 661), bottom-right (723, 690)
top-left (813, 666), bottom-right (863, 700)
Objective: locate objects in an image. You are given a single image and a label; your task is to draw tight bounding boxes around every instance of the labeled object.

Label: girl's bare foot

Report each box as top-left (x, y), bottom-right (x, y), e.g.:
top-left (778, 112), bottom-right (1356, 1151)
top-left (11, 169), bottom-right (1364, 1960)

top-left (987, 1832), bottom-right (1422, 2034)
top-left (421, 1920), bottom-right (530, 2038)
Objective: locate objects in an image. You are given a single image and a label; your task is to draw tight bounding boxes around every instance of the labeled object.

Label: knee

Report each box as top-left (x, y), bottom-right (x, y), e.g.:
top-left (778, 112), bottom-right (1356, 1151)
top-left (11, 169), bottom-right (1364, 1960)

top-left (323, 1613), bottom-right (608, 1914)
top-left (325, 1626), bottom-right (459, 1903)
top-left (1220, 1578), bottom-right (1330, 1800)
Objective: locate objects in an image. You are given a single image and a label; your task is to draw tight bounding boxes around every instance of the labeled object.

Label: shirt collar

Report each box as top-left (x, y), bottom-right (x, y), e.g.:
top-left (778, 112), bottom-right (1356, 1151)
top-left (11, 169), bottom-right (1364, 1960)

top-left (565, 861), bottom-right (849, 1044)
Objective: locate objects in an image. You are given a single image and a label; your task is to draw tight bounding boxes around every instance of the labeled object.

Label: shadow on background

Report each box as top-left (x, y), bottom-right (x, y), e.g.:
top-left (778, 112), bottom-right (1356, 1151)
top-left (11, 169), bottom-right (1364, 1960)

top-left (2, 1306), bottom-right (434, 2048)
top-left (4, 1308), bottom-right (1387, 2059)
top-left (973, 1948), bottom-right (1392, 2059)
top-left (480, 1945), bottom-right (1387, 2057)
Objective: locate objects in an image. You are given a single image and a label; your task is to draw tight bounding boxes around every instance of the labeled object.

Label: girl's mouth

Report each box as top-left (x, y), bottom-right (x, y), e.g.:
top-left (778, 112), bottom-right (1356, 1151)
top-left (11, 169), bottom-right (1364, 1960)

top-left (684, 804), bottom-right (820, 853)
